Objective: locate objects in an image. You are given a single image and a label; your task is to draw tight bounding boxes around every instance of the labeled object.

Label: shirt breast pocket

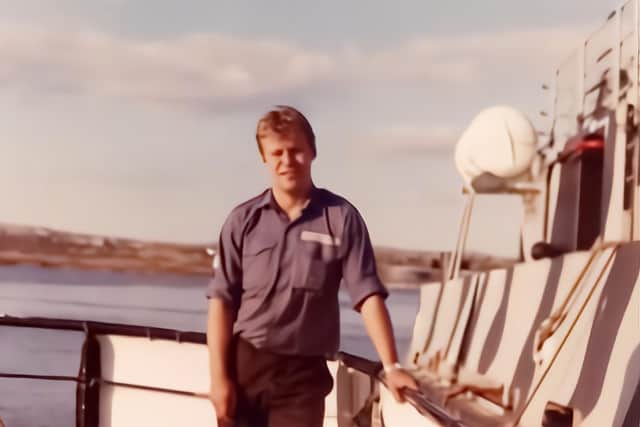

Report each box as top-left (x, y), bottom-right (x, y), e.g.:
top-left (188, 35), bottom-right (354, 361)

top-left (294, 241), bottom-right (340, 293)
top-left (242, 238), bottom-right (277, 294)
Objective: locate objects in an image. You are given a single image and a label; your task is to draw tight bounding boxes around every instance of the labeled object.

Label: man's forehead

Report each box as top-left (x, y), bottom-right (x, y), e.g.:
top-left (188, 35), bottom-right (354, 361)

top-left (260, 129), bottom-right (309, 147)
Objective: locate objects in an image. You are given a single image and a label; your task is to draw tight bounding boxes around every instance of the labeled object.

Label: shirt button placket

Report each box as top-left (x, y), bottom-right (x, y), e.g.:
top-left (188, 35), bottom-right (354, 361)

top-left (264, 222), bottom-right (291, 347)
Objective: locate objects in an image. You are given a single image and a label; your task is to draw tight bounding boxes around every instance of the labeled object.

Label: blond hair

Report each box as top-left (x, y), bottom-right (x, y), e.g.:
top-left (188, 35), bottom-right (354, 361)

top-left (255, 105), bottom-right (316, 157)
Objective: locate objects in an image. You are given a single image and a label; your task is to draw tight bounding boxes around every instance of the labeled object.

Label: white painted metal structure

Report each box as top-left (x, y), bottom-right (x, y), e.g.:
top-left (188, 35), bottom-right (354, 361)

top-left (381, 2), bottom-right (640, 425)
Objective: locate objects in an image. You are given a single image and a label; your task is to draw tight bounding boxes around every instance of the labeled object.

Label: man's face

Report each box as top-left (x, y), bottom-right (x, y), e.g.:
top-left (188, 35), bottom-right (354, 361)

top-left (259, 129), bottom-right (314, 194)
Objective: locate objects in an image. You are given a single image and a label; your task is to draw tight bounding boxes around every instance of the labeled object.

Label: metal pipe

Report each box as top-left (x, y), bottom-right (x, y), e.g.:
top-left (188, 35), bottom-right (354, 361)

top-left (451, 193), bottom-right (476, 280)
top-left (0, 372), bottom-right (208, 399)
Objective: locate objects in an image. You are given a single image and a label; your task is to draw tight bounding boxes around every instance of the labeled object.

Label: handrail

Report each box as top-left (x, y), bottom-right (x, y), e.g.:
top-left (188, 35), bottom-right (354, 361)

top-left (337, 351), bottom-right (468, 427)
top-left (0, 315), bottom-right (207, 344)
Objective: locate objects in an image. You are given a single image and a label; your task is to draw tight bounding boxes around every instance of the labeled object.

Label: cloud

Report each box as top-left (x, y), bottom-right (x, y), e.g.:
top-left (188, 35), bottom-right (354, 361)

top-left (364, 124), bottom-right (461, 154)
top-left (0, 26), bottom-right (338, 111)
top-left (366, 26), bottom-right (588, 84)
top-left (0, 24), bottom-right (590, 113)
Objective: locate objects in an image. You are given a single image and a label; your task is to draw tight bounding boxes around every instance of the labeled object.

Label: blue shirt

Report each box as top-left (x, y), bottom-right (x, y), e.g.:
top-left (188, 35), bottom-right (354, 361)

top-left (207, 187), bottom-right (388, 357)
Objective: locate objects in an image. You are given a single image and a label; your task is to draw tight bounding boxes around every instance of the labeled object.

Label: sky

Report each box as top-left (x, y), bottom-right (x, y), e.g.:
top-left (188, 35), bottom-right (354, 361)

top-left (0, 0), bottom-right (623, 256)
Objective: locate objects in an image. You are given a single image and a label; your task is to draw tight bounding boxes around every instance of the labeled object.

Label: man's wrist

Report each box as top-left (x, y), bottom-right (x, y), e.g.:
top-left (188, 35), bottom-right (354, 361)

top-left (383, 362), bottom-right (403, 374)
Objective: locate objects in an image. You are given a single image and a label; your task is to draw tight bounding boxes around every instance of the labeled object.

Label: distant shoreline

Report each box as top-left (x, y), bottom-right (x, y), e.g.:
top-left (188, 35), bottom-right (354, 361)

top-left (0, 222), bottom-right (516, 288)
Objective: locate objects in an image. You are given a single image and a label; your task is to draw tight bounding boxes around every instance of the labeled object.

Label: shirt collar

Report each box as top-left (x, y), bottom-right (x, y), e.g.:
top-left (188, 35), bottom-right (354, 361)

top-left (257, 186), bottom-right (323, 213)
top-left (256, 189), bottom-right (274, 209)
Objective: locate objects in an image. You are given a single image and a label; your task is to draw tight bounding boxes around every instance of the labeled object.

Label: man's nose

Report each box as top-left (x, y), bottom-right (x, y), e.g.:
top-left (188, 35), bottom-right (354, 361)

top-left (282, 150), bottom-right (293, 165)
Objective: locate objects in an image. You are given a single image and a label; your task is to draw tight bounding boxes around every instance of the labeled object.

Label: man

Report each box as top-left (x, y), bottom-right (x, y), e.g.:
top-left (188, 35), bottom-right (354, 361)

top-left (207, 105), bottom-right (417, 427)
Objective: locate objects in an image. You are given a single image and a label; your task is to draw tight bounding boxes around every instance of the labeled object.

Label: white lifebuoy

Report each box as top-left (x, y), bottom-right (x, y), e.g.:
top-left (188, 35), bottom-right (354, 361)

top-left (455, 106), bottom-right (538, 186)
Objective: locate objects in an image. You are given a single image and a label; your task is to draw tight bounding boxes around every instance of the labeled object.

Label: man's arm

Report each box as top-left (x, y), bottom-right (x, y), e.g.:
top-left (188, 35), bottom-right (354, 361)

top-left (359, 295), bottom-right (398, 366)
top-left (340, 207), bottom-right (418, 402)
top-left (207, 299), bottom-right (236, 425)
top-left (360, 294), bottom-right (418, 402)
top-left (205, 212), bottom-right (243, 425)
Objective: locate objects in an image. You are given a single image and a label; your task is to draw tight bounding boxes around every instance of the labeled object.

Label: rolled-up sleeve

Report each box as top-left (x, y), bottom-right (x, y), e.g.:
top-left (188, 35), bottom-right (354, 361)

top-left (341, 207), bottom-right (388, 310)
top-left (206, 212), bottom-right (243, 311)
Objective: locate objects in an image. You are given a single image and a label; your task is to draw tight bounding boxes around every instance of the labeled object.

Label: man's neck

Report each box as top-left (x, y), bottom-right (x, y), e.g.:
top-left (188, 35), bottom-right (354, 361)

top-left (272, 184), bottom-right (313, 221)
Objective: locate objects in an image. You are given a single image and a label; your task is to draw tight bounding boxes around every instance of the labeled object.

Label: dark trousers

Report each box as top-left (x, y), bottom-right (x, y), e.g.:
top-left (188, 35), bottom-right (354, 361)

top-left (233, 337), bottom-right (334, 427)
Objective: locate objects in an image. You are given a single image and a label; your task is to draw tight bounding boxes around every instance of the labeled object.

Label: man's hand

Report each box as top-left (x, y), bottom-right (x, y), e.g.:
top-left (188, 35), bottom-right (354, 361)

top-left (207, 299), bottom-right (236, 425)
top-left (385, 368), bottom-right (419, 403)
top-left (209, 375), bottom-right (236, 427)
top-left (359, 295), bottom-right (419, 403)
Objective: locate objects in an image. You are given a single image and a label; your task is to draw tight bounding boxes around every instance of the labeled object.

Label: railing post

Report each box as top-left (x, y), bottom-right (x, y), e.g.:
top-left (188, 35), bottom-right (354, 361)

top-left (76, 333), bottom-right (101, 427)
top-left (633, 0), bottom-right (640, 238)
top-left (447, 191), bottom-right (475, 281)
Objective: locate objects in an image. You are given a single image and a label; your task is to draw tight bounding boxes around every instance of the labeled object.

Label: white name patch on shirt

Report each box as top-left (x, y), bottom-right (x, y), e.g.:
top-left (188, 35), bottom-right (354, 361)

top-left (300, 230), bottom-right (341, 246)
